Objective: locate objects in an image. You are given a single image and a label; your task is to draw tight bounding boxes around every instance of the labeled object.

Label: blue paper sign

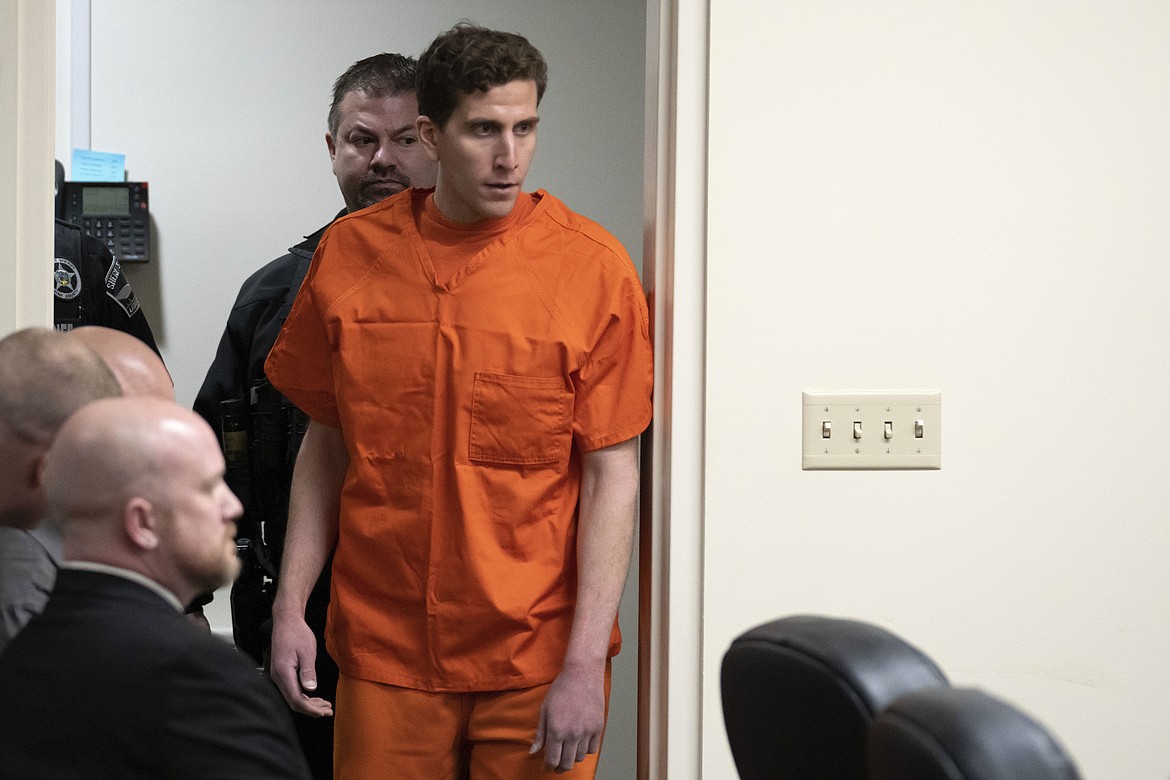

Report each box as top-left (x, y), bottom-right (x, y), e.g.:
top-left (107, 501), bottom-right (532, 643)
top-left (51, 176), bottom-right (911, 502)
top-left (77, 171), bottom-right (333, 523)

top-left (71, 149), bottom-right (126, 182)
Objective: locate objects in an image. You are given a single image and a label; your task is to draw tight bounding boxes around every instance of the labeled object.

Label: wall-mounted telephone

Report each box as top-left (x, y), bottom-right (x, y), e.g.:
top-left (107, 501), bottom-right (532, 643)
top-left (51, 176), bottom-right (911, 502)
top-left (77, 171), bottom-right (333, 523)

top-left (59, 181), bottom-right (152, 263)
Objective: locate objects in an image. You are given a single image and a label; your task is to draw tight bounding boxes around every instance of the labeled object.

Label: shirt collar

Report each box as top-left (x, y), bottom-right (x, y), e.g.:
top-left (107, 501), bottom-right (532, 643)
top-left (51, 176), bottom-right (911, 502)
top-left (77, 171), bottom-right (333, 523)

top-left (60, 561), bottom-right (185, 612)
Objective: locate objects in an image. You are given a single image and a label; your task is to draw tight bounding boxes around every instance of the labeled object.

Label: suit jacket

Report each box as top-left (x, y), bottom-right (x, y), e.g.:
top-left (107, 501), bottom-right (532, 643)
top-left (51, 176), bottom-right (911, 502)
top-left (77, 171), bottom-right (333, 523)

top-left (0, 524), bottom-right (62, 655)
top-left (0, 568), bottom-right (310, 779)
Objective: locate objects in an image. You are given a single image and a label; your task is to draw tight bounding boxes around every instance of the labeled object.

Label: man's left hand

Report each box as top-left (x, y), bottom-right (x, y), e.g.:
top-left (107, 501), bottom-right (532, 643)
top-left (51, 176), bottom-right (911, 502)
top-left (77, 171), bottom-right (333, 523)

top-left (530, 663), bottom-right (606, 773)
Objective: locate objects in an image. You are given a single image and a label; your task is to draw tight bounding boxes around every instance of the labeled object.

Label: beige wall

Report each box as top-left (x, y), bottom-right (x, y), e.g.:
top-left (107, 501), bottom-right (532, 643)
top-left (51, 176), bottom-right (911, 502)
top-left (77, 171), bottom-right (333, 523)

top-left (703, 2), bottom-right (1170, 778)
top-left (1, 0), bottom-right (54, 333)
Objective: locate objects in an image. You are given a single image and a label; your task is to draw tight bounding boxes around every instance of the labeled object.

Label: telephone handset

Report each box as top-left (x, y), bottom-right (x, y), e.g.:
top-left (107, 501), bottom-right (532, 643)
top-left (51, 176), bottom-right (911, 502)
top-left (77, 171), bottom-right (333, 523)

top-left (60, 181), bottom-right (152, 264)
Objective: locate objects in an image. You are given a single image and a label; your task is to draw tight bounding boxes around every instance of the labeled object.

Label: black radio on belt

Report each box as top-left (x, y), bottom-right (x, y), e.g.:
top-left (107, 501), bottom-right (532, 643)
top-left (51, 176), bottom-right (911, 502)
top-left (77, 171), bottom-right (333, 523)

top-left (60, 181), bottom-right (152, 263)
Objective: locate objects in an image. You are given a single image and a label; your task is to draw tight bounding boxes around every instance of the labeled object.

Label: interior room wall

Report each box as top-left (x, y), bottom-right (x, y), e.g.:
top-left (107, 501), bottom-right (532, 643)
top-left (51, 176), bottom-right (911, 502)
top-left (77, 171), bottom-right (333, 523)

top-left (3, 0), bottom-right (54, 332)
top-left (62, 3), bottom-right (645, 777)
top-left (703, 3), bottom-right (1170, 778)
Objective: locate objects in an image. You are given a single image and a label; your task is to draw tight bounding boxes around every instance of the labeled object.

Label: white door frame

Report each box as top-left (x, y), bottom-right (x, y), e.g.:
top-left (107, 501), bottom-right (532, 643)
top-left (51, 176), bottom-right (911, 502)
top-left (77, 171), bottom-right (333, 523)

top-left (640, 0), bottom-right (708, 777)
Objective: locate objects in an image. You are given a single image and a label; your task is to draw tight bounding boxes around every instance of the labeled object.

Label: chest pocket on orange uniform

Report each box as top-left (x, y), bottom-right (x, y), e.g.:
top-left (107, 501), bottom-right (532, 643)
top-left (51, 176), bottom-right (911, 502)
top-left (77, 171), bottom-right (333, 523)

top-left (469, 372), bottom-right (571, 466)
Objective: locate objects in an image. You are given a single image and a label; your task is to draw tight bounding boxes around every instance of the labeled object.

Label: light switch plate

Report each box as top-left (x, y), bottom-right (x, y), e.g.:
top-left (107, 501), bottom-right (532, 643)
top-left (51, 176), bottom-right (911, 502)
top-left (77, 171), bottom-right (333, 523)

top-left (802, 391), bottom-right (941, 470)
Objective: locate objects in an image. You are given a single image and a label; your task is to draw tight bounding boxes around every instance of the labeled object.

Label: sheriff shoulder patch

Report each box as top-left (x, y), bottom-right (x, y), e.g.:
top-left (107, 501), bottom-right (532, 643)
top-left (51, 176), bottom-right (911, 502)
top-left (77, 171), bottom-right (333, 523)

top-left (104, 256), bottom-right (141, 318)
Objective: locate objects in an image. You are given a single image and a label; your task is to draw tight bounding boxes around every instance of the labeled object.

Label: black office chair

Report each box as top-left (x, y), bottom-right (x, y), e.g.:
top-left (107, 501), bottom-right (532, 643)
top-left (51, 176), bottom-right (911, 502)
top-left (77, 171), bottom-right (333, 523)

top-left (866, 687), bottom-right (1082, 779)
top-left (721, 615), bottom-right (949, 779)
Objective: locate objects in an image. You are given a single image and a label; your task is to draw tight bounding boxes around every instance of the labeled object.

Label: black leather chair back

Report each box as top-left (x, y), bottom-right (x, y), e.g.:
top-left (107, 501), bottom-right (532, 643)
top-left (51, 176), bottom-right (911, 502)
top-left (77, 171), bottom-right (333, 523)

top-left (866, 687), bottom-right (1082, 779)
top-left (721, 615), bottom-right (949, 780)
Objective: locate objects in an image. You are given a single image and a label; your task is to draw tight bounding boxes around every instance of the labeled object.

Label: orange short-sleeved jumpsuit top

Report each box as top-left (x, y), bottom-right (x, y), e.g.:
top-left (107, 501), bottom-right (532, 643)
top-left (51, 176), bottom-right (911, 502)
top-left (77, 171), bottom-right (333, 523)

top-left (265, 188), bottom-right (653, 693)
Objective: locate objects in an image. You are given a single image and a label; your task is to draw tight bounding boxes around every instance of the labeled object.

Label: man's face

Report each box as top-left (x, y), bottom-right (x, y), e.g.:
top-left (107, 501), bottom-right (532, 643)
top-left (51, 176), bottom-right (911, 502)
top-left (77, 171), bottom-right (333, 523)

top-left (418, 80), bottom-right (539, 223)
top-left (327, 90), bottom-right (438, 213)
top-left (157, 427), bottom-right (243, 595)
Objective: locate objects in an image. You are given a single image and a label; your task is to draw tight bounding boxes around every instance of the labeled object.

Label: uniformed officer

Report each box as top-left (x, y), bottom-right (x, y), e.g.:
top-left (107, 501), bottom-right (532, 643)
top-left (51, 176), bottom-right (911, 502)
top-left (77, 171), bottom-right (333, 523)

top-left (53, 218), bottom-right (159, 354)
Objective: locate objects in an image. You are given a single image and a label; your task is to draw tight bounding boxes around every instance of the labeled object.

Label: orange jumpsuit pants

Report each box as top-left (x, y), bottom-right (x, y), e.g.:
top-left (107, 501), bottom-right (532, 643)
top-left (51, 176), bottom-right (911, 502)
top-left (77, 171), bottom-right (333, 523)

top-left (334, 662), bottom-right (612, 779)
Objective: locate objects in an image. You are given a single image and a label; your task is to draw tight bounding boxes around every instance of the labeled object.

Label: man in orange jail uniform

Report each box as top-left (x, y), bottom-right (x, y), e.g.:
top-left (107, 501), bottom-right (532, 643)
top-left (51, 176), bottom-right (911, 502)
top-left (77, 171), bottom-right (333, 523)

top-left (264, 23), bottom-right (653, 779)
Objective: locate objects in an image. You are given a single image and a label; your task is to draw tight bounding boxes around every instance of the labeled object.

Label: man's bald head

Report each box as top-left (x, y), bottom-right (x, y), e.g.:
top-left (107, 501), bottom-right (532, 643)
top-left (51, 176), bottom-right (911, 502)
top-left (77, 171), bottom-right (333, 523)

top-left (43, 398), bottom-right (243, 605)
top-left (0, 328), bottom-right (121, 528)
top-left (0, 327), bottom-right (121, 445)
top-left (69, 326), bottom-right (174, 401)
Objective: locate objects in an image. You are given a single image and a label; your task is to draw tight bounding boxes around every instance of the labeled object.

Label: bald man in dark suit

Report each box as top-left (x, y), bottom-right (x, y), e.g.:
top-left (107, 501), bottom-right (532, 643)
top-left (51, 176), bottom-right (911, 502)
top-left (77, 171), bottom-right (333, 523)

top-left (0, 398), bottom-right (309, 779)
top-left (0, 326), bottom-right (175, 655)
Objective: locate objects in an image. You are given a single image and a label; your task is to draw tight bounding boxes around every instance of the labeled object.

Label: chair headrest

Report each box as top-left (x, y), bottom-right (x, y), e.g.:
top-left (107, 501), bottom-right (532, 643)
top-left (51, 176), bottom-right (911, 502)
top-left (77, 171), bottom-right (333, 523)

top-left (721, 615), bottom-right (948, 780)
top-left (866, 687), bottom-right (1082, 780)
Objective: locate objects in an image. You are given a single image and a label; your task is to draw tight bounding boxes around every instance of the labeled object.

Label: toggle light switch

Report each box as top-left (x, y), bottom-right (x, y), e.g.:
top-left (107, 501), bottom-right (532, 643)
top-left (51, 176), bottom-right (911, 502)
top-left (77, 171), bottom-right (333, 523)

top-left (802, 391), bottom-right (941, 470)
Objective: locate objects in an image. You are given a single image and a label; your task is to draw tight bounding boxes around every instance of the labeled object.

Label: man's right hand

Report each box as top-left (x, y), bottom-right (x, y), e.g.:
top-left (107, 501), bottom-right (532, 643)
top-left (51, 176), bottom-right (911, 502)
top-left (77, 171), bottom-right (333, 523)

top-left (270, 611), bottom-right (334, 717)
top-left (268, 420), bottom-right (345, 717)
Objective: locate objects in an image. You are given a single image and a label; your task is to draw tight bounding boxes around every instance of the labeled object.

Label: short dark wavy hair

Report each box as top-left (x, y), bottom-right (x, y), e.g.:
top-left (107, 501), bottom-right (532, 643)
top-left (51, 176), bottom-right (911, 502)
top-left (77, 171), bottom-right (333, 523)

top-left (328, 53), bottom-right (418, 137)
top-left (417, 23), bottom-right (547, 129)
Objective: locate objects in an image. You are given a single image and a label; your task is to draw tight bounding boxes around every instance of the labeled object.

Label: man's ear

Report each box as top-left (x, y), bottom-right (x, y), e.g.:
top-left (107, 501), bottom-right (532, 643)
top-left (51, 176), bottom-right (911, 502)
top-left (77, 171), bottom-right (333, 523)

top-left (325, 132), bottom-right (338, 162)
top-left (124, 497), bottom-right (161, 551)
top-left (416, 116), bottom-right (442, 162)
top-left (30, 452), bottom-right (47, 490)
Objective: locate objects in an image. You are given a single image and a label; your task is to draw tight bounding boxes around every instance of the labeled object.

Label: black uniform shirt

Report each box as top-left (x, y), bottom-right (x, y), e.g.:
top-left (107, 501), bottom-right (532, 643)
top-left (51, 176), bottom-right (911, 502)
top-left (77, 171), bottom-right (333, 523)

top-left (53, 219), bottom-right (159, 354)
